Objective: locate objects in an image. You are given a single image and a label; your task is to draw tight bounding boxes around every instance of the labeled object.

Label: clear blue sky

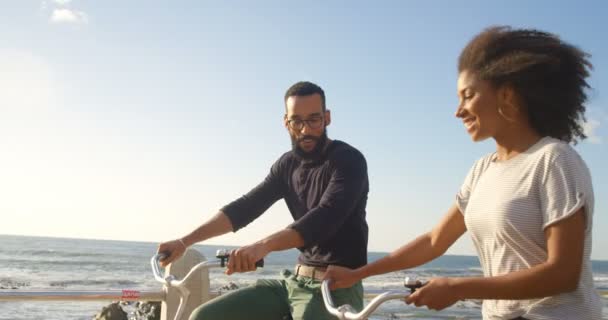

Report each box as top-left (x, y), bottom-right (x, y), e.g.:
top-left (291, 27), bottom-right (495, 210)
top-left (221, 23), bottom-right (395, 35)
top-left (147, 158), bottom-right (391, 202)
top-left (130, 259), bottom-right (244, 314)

top-left (1, 1), bottom-right (606, 259)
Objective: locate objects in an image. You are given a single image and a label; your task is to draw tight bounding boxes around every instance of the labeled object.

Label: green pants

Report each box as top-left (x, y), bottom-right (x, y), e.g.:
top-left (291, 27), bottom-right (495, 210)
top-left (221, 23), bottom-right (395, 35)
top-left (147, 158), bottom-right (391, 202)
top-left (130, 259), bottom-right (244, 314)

top-left (189, 269), bottom-right (363, 320)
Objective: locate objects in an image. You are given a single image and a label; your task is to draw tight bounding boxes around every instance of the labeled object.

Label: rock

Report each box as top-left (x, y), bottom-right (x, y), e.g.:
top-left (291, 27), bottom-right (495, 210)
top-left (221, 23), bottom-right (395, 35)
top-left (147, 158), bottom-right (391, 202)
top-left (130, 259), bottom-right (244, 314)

top-left (135, 301), bottom-right (161, 320)
top-left (0, 280), bottom-right (29, 288)
top-left (220, 281), bottom-right (239, 291)
top-left (93, 302), bottom-right (127, 320)
top-left (94, 301), bottom-right (161, 320)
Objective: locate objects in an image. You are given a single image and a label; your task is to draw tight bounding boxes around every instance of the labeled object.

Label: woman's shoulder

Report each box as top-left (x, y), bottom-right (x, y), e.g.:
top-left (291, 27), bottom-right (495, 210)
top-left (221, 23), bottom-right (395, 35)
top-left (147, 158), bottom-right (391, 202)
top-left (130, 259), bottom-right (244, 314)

top-left (471, 152), bottom-right (496, 171)
top-left (534, 137), bottom-right (585, 164)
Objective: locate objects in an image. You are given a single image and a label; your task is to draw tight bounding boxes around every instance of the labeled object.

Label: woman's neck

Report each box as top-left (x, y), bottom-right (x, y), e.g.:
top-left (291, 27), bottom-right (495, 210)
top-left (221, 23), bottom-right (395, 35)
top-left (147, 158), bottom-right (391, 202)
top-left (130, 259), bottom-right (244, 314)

top-left (494, 126), bottom-right (542, 161)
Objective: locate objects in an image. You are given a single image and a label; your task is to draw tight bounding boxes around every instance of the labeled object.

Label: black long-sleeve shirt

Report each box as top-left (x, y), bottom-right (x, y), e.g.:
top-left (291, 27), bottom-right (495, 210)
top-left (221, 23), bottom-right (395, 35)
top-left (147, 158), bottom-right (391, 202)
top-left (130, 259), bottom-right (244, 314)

top-left (222, 140), bottom-right (369, 269)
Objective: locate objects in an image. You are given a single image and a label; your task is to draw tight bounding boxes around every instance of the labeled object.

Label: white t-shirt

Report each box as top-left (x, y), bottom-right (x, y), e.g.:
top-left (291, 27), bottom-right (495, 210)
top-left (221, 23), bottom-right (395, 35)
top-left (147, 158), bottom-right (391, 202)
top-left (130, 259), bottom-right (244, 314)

top-left (456, 137), bottom-right (603, 320)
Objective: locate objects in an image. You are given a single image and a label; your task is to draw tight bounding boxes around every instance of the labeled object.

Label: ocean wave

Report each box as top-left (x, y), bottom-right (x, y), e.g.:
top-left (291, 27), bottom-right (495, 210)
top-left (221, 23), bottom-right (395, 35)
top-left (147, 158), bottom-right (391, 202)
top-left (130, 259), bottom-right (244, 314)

top-left (362, 280), bottom-right (412, 291)
top-left (0, 277), bottom-right (30, 289)
top-left (0, 249), bottom-right (140, 260)
top-left (48, 279), bottom-right (140, 288)
top-left (411, 268), bottom-right (484, 277)
top-left (0, 257), bottom-right (144, 269)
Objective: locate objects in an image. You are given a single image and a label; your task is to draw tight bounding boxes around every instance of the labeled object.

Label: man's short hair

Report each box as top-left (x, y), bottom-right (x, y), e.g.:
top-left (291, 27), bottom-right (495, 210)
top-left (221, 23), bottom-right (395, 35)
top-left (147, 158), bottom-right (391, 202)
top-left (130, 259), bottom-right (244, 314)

top-left (284, 81), bottom-right (326, 112)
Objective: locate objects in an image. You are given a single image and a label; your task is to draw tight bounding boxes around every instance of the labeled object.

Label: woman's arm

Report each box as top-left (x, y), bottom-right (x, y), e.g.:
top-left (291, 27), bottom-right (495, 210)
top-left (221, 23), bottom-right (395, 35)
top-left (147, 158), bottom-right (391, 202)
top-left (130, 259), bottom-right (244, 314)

top-left (406, 208), bottom-right (586, 311)
top-left (325, 204), bottom-right (467, 289)
top-left (454, 208), bottom-right (586, 299)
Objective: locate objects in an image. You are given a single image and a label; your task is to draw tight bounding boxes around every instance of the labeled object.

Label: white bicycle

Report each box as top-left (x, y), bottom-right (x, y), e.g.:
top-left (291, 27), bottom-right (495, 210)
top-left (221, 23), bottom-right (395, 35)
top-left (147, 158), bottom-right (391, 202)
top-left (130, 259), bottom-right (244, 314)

top-left (152, 251), bottom-right (423, 320)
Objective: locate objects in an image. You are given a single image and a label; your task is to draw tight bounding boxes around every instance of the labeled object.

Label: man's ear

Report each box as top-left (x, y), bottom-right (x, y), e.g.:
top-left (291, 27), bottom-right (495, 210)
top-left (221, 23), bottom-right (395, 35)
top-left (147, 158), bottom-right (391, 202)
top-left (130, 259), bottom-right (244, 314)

top-left (324, 110), bottom-right (331, 127)
top-left (284, 114), bottom-right (289, 129)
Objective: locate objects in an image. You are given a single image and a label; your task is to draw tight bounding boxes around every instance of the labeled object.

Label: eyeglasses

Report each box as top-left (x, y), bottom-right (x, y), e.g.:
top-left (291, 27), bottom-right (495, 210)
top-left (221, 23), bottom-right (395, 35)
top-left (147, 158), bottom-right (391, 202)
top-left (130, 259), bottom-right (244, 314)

top-left (287, 117), bottom-right (324, 130)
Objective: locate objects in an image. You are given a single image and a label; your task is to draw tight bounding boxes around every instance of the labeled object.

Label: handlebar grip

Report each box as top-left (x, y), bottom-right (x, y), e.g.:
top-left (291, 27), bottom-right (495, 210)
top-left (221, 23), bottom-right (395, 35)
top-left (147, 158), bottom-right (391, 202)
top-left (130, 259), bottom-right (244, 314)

top-left (215, 249), bottom-right (264, 268)
top-left (255, 259), bottom-right (264, 268)
top-left (404, 277), bottom-right (425, 293)
top-left (158, 252), bottom-right (169, 261)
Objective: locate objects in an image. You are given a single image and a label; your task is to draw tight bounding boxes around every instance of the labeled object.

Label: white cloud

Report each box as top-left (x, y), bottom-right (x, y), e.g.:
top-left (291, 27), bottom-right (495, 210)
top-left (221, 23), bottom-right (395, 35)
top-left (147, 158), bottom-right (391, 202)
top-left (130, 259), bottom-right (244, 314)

top-left (50, 8), bottom-right (88, 24)
top-left (582, 118), bottom-right (602, 144)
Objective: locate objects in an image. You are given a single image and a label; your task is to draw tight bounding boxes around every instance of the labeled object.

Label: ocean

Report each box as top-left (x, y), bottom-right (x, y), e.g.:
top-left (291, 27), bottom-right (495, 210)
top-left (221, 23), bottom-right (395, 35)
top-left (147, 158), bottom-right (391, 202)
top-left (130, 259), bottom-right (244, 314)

top-left (0, 234), bottom-right (606, 320)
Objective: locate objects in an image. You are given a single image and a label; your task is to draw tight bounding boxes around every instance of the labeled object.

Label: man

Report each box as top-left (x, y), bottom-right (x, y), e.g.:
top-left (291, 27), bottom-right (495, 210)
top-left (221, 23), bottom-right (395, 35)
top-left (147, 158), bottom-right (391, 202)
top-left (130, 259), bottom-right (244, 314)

top-left (157, 81), bottom-right (369, 320)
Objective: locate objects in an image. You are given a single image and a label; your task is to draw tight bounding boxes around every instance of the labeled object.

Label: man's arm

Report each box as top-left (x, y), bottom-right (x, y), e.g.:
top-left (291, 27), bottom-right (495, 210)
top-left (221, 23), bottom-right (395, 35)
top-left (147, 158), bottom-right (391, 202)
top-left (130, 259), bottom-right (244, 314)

top-left (157, 211), bottom-right (233, 267)
top-left (181, 211), bottom-right (234, 247)
top-left (226, 228), bottom-right (305, 274)
top-left (227, 149), bottom-right (369, 274)
top-left (222, 158), bottom-right (286, 232)
top-left (158, 156), bottom-right (287, 267)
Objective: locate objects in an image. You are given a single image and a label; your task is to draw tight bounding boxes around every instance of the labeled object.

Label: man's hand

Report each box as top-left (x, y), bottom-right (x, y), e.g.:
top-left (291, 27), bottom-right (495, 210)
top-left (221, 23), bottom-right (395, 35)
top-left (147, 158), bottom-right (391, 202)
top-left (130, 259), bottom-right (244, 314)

top-left (226, 242), bottom-right (269, 275)
top-left (157, 239), bottom-right (188, 267)
top-left (324, 265), bottom-right (362, 290)
top-left (405, 277), bottom-right (460, 311)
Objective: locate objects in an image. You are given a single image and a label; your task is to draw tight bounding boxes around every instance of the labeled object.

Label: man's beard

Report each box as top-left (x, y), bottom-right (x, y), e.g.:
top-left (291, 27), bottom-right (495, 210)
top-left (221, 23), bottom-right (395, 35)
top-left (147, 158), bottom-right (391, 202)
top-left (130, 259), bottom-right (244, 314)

top-left (291, 129), bottom-right (329, 160)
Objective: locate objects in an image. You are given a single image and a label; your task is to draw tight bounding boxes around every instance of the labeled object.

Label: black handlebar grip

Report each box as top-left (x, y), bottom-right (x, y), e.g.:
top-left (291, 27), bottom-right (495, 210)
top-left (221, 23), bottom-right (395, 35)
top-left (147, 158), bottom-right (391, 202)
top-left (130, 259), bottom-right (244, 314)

top-left (215, 250), bottom-right (264, 268)
top-left (255, 259), bottom-right (264, 268)
top-left (404, 277), bottom-right (425, 293)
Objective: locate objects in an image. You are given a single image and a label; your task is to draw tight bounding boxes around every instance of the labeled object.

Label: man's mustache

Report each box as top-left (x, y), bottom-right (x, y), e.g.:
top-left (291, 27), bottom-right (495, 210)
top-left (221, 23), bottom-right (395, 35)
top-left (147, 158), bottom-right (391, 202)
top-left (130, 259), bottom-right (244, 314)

top-left (297, 135), bottom-right (320, 142)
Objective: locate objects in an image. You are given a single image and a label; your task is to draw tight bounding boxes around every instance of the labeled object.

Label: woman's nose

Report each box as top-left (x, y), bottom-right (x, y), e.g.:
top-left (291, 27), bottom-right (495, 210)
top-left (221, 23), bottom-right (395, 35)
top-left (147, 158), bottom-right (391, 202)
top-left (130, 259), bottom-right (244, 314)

top-left (455, 104), bottom-right (464, 118)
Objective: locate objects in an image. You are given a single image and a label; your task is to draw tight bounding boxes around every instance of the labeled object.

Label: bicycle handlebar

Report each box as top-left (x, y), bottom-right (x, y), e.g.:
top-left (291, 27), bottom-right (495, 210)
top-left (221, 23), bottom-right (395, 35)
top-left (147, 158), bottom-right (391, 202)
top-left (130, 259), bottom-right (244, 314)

top-left (150, 250), bottom-right (263, 320)
top-left (321, 277), bottom-right (424, 320)
top-left (153, 250), bottom-right (422, 320)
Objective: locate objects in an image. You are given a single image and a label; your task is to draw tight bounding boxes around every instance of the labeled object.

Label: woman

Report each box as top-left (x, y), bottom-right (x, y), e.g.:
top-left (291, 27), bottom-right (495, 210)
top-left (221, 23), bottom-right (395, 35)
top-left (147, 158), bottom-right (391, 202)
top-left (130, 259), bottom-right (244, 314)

top-left (324, 26), bottom-right (603, 319)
